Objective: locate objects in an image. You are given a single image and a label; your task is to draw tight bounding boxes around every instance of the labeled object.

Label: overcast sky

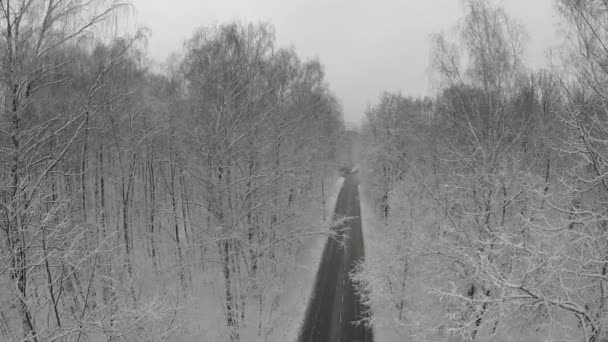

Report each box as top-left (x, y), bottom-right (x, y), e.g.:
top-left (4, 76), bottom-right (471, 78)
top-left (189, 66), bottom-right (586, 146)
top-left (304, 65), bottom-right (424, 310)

top-left (130, 0), bottom-right (562, 123)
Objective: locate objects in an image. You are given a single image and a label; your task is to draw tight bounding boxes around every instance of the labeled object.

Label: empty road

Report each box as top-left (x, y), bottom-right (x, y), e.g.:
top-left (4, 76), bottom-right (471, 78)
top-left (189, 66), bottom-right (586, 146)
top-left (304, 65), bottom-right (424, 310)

top-left (298, 173), bottom-right (374, 342)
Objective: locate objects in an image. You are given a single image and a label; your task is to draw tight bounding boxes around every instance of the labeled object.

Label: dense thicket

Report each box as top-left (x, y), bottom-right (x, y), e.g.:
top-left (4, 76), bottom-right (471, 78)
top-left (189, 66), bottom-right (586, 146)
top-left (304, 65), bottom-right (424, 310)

top-left (0, 2), bottom-right (342, 341)
top-left (358, 0), bottom-right (608, 341)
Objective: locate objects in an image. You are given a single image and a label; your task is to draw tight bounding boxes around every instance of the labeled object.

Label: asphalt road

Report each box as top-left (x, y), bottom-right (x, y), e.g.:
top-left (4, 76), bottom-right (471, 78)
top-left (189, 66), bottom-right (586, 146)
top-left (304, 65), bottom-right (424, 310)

top-left (298, 174), bottom-right (374, 342)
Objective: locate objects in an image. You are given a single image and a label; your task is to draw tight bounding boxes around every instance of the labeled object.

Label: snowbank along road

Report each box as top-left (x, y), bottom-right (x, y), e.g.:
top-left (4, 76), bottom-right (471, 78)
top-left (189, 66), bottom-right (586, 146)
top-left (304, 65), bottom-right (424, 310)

top-left (298, 173), bottom-right (374, 342)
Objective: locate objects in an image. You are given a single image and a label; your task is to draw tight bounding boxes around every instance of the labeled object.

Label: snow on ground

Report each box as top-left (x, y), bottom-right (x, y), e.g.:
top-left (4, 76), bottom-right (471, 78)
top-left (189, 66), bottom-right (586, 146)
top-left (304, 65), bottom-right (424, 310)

top-left (358, 183), bottom-right (406, 342)
top-left (240, 175), bottom-right (345, 342)
top-left (115, 176), bottom-right (345, 342)
top-left (278, 176), bottom-right (344, 342)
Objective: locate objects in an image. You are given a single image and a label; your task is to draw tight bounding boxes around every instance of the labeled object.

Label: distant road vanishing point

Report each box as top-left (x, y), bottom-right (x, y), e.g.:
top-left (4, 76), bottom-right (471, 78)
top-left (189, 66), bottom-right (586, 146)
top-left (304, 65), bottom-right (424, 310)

top-left (298, 173), bottom-right (374, 342)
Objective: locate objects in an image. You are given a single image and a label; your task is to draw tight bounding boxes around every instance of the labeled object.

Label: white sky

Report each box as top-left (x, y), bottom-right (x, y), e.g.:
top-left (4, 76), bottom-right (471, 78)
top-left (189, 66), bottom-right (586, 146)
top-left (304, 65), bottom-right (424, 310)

top-left (130, 0), bottom-right (563, 123)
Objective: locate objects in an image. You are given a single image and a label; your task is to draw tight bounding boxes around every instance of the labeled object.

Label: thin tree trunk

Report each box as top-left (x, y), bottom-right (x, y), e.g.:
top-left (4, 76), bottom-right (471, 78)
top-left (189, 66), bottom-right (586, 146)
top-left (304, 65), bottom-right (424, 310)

top-left (82, 115), bottom-right (89, 222)
top-left (148, 148), bottom-right (158, 270)
top-left (42, 227), bottom-right (61, 328)
top-left (169, 135), bottom-right (184, 286)
top-left (180, 174), bottom-right (191, 246)
top-left (97, 145), bottom-right (114, 307)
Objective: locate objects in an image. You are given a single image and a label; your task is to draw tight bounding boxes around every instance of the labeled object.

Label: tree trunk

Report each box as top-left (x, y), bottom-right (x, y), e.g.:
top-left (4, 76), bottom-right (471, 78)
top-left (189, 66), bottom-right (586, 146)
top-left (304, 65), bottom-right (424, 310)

top-left (222, 240), bottom-right (239, 342)
top-left (148, 149), bottom-right (158, 270)
top-left (8, 73), bottom-right (38, 341)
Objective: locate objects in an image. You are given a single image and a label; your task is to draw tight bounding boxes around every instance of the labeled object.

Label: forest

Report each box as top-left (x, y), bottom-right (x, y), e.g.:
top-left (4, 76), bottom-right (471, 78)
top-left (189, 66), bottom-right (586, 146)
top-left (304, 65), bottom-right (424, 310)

top-left (0, 1), bottom-right (344, 341)
top-left (357, 0), bottom-right (608, 341)
top-left (4, 0), bottom-right (608, 342)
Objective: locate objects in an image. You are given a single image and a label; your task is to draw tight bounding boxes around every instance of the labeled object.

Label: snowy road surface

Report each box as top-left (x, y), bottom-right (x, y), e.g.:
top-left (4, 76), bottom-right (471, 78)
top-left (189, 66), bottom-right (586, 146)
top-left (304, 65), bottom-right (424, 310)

top-left (298, 174), bottom-right (374, 342)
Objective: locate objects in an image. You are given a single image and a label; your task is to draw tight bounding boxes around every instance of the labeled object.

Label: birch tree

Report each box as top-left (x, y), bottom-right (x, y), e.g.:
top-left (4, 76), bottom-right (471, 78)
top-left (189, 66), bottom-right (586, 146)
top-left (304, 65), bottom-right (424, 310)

top-left (0, 1), bottom-right (172, 340)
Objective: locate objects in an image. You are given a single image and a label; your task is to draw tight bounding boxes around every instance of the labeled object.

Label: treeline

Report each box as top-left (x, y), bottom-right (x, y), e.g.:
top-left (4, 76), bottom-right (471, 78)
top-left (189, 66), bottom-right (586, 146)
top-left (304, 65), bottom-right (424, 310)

top-left (358, 0), bottom-right (608, 341)
top-left (0, 1), bottom-right (342, 341)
